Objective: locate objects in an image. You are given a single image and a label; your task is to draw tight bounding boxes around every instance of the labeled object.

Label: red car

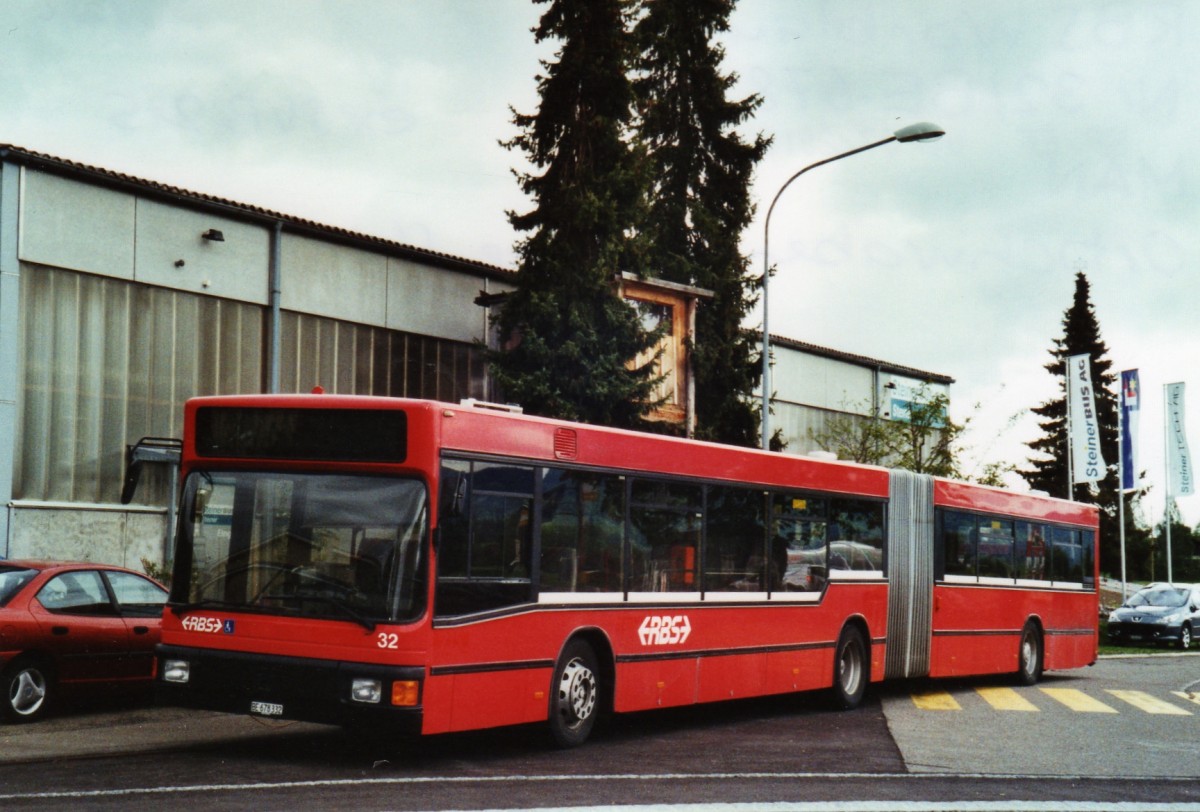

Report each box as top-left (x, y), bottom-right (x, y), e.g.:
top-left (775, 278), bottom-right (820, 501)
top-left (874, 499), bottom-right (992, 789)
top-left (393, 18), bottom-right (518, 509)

top-left (0, 560), bottom-right (167, 722)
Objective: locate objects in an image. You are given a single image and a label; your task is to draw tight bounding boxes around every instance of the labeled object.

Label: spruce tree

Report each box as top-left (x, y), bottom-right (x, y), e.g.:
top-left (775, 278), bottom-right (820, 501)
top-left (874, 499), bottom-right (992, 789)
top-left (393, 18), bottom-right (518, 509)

top-left (1023, 271), bottom-right (1120, 572)
top-left (492, 0), bottom-right (660, 427)
top-left (633, 0), bottom-right (770, 446)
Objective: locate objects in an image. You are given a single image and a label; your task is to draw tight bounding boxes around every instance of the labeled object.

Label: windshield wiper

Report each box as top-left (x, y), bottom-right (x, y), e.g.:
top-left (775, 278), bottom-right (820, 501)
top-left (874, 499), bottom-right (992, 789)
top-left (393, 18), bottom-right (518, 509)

top-left (322, 597), bottom-right (379, 632)
top-left (259, 594), bottom-right (379, 632)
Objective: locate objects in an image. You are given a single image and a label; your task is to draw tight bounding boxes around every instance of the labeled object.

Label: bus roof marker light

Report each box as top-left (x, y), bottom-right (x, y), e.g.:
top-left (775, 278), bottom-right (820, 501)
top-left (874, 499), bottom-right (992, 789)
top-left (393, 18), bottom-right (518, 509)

top-left (459, 398), bottom-right (524, 414)
top-left (311, 385), bottom-right (325, 395)
top-left (760, 120), bottom-right (945, 449)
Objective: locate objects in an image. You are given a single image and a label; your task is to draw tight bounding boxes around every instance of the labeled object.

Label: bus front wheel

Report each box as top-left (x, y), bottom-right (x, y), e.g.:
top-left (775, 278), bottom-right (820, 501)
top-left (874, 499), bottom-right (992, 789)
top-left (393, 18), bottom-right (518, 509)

top-left (548, 640), bottom-right (600, 748)
top-left (832, 625), bottom-right (868, 710)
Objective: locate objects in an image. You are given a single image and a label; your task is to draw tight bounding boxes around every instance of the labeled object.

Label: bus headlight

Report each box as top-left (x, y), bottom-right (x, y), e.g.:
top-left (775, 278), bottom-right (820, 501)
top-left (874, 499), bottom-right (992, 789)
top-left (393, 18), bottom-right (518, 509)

top-left (162, 659), bottom-right (191, 684)
top-left (351, 678), bottom-right (383, 704)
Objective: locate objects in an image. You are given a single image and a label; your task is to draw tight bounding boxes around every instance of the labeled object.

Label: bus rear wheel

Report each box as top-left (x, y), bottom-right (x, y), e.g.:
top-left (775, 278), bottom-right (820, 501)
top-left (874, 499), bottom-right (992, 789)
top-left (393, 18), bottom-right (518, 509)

top-left (832, 625), bottom-right (868, 710)
top-left (1016, 622), bottom-right (1043, 686)
top-left (548, 640), bottom-right (600, 748)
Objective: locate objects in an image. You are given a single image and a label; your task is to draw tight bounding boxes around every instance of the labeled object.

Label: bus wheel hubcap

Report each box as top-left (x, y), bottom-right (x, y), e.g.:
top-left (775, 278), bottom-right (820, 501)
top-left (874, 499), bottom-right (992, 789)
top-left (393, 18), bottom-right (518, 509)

top-left (840, 646), bottom-right (861, 694)
top-left (559, 658), bottom-right (596, 726)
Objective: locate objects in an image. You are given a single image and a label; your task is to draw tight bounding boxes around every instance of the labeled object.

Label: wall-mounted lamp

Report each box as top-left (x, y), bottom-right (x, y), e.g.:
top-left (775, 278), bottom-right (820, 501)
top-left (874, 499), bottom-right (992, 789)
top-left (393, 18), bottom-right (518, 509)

top-left (202, 229), bottom-right (225, 242)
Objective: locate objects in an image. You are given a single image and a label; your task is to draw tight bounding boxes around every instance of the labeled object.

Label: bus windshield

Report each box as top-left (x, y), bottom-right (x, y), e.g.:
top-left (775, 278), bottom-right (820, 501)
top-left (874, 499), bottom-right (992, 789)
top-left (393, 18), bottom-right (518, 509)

top-left (178, 471), bottom-right (428, 626)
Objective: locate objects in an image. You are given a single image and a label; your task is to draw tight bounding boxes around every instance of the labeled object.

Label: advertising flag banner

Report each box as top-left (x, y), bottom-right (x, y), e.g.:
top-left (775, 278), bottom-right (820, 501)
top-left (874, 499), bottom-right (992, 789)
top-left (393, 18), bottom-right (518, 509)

top-left (1120, 370), bottom-right (1140, 491)
top-left (1166, 382), bottom-right (1194, 496)
top-left (1067, 354), bottom-right (1106, 484)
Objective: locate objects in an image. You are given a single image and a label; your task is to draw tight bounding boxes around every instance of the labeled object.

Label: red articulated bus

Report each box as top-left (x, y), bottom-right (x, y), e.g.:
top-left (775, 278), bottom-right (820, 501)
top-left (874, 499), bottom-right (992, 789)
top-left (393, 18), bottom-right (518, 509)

top-left (150, 395), bottom-right (1098, 746)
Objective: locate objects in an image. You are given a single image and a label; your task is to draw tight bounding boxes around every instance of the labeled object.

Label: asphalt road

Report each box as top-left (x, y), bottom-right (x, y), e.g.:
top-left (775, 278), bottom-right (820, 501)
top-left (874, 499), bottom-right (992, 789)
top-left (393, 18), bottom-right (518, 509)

top-left (1, 655), bottom-right (1198, 810)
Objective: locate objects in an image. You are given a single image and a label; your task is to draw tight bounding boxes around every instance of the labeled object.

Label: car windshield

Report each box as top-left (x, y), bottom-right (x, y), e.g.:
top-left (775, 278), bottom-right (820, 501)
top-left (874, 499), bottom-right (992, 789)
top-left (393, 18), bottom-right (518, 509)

top-left (178, 471), bottom-right (428, 626)
top-left (0, 567), bottom-right (38, 607)
top-left (1126, 586), bottom-right (1188, 608)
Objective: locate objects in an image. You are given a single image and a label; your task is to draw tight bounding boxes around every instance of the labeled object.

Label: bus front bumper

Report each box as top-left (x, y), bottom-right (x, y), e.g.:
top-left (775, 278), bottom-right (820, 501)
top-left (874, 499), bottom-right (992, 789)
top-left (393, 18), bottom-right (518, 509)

top-left (155, 644), bottom-right (424, 734)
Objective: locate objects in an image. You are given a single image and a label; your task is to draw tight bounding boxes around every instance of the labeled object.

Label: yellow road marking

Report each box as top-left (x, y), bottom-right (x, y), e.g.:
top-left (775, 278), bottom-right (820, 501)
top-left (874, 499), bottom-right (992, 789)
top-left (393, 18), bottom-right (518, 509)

top-left (1107, 690), bottom-right (1192, 715)
top-left (911, 690), bottom-right (961, 710)
top-left (1172, 691), bottom-right (1200, 707)
top-left (1038, 688), bottom-right (1118, 713)
top-left (975, 686), bottom-right (1039, 711)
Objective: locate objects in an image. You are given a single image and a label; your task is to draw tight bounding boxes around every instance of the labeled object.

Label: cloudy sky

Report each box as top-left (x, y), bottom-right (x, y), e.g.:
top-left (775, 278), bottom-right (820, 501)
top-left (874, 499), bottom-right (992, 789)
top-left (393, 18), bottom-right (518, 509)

top-left (4, 0), bottom-right (1198, 527)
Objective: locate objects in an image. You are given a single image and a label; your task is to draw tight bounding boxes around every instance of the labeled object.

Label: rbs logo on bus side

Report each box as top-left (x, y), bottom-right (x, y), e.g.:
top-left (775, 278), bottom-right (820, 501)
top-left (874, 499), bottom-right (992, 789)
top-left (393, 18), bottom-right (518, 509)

top-left (638, 615), bottom-right (691, 646)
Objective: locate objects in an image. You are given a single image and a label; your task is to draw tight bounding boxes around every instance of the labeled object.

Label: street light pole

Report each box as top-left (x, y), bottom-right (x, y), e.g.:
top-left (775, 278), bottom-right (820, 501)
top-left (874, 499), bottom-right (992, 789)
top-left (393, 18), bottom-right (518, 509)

top-left (759, 122), bottom-right (945, 450)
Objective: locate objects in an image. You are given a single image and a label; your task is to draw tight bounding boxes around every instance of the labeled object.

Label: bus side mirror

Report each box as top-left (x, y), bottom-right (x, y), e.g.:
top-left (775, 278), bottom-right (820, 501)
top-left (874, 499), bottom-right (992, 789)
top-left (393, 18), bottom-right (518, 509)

top-left (193, 487), bottom-right (212, 523)
top-left (121, 437), bottom-right (183, 504)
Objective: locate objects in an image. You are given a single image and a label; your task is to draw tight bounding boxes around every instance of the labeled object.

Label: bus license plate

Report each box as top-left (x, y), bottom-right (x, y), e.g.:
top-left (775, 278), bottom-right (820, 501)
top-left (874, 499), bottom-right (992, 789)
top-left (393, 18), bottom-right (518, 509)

top-left (250, 701), bottom-right (284, 717)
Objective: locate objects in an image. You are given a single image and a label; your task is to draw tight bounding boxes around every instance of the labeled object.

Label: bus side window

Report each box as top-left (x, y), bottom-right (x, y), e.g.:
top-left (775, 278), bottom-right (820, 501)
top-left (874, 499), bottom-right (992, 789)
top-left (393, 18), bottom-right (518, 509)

top-left (1015, 521), bottom-right (1047, 581)
top-left (1081, 530), bottom-right (1096, 588)
top-left (829, 498), bottom-right (885, 573)
top-left (941, 510), bottom-right (977, 578)
top-left (1050, 526), bottom-right (1083, 583)
top-left (437, 460), bottom-right (471, 579)
top-left (703, 486), bottom-right (767, 592)
top-left (539, 469), bottom-right (625, 593)
top-left (629, 478), bottom-right (701, 593)
top-left (771, 493), bottom-right (827, 591)
top-left (977, 518), bottom-right (1015, 579)
top-left (435, 460), bottom-right (534, 617)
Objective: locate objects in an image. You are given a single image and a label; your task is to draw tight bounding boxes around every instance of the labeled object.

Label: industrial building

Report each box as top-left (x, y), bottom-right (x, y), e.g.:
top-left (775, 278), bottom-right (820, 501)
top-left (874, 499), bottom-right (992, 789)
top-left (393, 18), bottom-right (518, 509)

top-left (0, 145), bottom-right (951, 568)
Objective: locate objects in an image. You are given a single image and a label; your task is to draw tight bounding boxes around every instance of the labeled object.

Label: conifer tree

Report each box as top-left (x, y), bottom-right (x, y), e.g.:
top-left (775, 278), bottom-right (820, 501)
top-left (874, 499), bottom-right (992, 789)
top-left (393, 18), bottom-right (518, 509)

top-left (633, 0), bottom-right (769, 446)
top-left (1023, 271), bottom-right (1120, 571)
top-left (491, 0), bottom-right (660, 427)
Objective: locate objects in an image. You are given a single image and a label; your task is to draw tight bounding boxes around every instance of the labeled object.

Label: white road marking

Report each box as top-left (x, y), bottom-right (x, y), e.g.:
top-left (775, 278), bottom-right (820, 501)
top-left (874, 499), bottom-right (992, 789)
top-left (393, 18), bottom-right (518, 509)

top-left (1, 773), bottom-right (1199, 806)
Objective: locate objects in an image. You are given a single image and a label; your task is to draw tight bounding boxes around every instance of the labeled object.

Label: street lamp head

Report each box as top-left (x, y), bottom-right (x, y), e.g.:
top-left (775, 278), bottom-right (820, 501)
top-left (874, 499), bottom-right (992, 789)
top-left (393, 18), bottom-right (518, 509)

top-left (759, 119), bottom-right (945, 449)
top-left (893, 122), bottom-right (945, 143)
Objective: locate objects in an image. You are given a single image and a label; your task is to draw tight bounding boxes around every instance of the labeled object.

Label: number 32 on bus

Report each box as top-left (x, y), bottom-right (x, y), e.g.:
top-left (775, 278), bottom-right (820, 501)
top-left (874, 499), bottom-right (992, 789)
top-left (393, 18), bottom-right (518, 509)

top-left (147, 395), bottom-right (1098, 747)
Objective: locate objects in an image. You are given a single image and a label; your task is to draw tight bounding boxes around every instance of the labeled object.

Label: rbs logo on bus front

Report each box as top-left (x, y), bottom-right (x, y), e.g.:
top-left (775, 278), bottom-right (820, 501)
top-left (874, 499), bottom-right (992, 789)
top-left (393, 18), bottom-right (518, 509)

top-left (181, 616), bottom-right (235, 635)
top-left (638, 615), bottom-right (691, 646)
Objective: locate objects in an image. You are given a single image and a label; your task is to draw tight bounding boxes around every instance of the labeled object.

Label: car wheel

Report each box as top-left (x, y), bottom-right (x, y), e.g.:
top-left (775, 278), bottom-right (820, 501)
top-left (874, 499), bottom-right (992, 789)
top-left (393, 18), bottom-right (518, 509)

top-left (2, 658), bottom-right (52, 723)
top-left (1180, 623), bottom-right (1192, 651)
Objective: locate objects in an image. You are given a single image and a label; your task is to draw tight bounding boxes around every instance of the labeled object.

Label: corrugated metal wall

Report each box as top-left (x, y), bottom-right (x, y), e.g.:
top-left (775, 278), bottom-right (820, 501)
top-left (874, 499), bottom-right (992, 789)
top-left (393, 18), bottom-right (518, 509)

top-left (278, 312), bottom-right (484, 403)
top-left (17, 264), bottom-right (263, 504)
top-left (16, 264), bottom-right (485, 506)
